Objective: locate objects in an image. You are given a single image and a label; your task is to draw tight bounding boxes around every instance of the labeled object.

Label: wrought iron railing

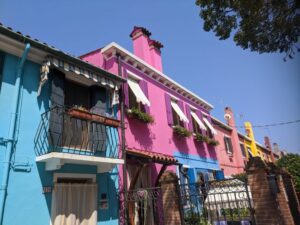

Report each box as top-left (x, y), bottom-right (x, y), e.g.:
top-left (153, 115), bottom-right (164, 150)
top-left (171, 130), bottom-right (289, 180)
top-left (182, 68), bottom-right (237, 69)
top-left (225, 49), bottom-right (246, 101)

top-left (34, 106), bottom-right (121, 158)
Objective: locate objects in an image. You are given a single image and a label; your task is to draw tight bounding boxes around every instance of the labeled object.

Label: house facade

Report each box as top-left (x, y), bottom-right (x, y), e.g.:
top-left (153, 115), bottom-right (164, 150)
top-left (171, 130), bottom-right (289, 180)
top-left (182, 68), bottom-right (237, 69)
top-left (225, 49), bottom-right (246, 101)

top-left (81, 26), bottom-right (224, 224)
top-left (0, 24), bottom-right (125, 225)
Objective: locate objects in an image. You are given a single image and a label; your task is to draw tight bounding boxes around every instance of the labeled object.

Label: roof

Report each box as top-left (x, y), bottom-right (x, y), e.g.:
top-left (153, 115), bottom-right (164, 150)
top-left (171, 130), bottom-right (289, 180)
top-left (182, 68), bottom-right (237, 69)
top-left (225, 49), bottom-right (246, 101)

top-left (126, 148), bottom-right (179, 164)
top-left (211, 116), bottom-right (232, 132)
top-left (0, 22), bottom-right (125, 83)
top-left (101, 42), bottom-right (214, 111)
top-left (237, 132), bottom-right (252, 142)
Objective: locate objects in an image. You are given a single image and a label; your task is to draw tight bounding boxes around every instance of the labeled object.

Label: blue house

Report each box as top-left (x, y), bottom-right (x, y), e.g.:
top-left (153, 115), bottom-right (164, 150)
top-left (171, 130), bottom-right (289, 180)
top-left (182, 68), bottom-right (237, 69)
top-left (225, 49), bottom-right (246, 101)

top-left (0, 23), bottom-right (125, 225)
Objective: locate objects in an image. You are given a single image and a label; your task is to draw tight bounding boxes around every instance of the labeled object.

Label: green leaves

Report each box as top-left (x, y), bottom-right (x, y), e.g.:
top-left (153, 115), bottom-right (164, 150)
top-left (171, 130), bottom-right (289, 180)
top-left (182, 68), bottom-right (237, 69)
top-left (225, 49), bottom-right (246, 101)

top-left (173, 125), bottom-right (192, 138)
top-left (196, 0), bottom-right (300, 59)
top-left (128, 107), bottom-right (154, 124)
top-left (276, 153), bottom-right (300, 192)
top-left (194, 132), bottom-right (219, 146)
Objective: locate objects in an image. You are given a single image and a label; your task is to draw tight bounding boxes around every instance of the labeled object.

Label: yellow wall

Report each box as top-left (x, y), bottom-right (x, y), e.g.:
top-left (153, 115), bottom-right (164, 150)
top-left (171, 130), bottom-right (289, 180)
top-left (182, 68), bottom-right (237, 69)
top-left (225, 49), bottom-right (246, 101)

top-left (244, 122), bottom-right (260, 157)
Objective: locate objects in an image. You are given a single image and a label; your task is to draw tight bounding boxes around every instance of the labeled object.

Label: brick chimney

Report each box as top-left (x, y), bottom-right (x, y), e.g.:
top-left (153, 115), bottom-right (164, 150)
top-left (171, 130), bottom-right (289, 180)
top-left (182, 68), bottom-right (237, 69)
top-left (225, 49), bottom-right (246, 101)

top-left (130, 26), bottom-right (163, 72)
top-left (264, 136), bottom-right (275, 163)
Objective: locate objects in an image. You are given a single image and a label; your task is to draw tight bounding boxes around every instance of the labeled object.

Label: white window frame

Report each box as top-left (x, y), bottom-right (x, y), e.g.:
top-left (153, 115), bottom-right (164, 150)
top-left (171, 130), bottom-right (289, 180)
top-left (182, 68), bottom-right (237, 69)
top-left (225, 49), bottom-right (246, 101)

top-left (224, 135), bottom-right (233, 155)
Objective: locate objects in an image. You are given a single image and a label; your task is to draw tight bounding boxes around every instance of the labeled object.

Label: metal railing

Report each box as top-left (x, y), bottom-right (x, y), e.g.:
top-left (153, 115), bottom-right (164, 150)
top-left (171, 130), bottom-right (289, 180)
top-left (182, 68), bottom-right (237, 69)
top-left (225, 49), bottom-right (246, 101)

top-left (34, 106), bottom-right (121, 158)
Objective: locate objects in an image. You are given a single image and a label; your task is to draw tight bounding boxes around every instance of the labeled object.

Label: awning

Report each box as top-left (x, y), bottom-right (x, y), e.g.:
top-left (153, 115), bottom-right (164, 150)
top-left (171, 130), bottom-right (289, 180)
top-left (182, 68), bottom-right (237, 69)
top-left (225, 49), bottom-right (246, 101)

top-left (127, 148), bottom-right (178, 164)
top-left (171, 101), bottom-right (189, 123)
top-left (190, 111), bottom-right (207, 131)
top-left (203, 117), bottom-right (217, 135)
top-left (127, 78), bottom-right (151, 106)
top-left (38, 56), bottom-right (118, 96)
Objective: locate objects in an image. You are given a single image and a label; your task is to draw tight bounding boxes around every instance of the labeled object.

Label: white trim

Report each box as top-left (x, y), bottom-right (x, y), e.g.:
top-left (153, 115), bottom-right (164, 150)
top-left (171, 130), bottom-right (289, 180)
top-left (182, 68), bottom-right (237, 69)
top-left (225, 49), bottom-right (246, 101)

top-left (53, 173), bottom-right (96, 182)
top-left (101, 42), bottom-right (214, 110)
top-left (182, 164), bottom-right (190, 168)
top-left (126, 70), bottom-right (142, 81)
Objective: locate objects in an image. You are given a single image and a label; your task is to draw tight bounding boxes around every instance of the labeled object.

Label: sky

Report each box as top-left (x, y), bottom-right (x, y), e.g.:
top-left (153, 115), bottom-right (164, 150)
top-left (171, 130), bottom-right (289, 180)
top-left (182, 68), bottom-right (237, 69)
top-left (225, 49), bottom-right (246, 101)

top-left (1, 0), bottom-right (299, 153)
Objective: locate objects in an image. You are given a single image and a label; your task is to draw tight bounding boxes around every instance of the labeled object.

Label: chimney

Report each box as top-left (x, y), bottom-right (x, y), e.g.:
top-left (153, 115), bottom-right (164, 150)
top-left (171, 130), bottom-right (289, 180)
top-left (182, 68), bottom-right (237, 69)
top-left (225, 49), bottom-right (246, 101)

top-left (273, 143), bottom-right (280, 153)
top-left (264, 136), bottom-right (275, 163)
top-left (224, 107), bottom-right (236, 127)
top-left (130, 26), bottom-right (164, 72)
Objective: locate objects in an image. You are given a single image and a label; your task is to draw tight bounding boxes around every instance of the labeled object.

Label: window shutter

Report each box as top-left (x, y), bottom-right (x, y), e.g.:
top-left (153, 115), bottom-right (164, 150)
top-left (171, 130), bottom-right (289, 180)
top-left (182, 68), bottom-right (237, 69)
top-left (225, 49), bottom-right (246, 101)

top-left (224, 136), bottom-right (229, 152)
top-left (139, 80), bottom-right (150, 114)
top-left (185, 105), bottom-right (193, 131)
top-left (164, 93), bottom-right (173, 125)
top-left (123, 70), bottom-right (129, 108)
top-left (49, 70), bottom-right (65, 146)
top-left (90, 86), bottom-right (107, 115)
top-left (196, 110), bottom-right (205, 135)
top-left (215, 170), bottom-right (225, 180)
top-left (177, 100), bottom-right (187, 128)
top-left (228, 138), bottom-right (233, 154)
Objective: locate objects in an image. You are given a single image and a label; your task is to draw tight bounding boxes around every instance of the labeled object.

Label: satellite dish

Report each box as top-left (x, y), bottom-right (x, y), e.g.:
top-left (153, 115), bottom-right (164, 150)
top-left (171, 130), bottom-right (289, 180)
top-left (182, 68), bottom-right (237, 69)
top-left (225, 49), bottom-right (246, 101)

top-left (224, 113), bottom-right (231, 120)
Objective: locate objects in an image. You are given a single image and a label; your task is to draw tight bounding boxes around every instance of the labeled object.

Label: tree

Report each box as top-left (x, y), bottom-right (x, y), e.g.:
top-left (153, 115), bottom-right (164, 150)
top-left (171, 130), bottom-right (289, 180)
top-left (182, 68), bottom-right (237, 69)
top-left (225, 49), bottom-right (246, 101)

top-left (276, 153), bottom-right (300, 192)
top-left (195, 0), bottom-right (300, 60)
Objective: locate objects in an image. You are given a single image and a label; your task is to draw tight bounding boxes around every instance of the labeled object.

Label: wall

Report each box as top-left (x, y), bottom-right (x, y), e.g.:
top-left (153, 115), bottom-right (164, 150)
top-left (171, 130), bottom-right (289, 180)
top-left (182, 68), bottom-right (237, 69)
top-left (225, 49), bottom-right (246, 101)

top-left (214, 126), bottom-right (244, 176)
top-left (0, 52), bottom-right (119, 225)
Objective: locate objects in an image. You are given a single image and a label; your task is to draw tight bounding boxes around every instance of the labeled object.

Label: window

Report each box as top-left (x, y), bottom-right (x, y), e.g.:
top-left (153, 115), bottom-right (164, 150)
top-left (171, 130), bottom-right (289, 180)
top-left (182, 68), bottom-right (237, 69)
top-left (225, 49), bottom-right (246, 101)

top-left (202, 116), bottom-right (217, 138)
top-left (171, 99), bottom-right (188, 126)
top-left (240, 143), bottom-right (246, 158)
top-left (192, 114), bottom-right (200, 133)
top-left (190, 110), bottom-right (207, 133)
top-left (224, 136), bottom-right (233, 154)
top-left (127, 77), bottom-right (150, 112)
top-left (0, 52), bottom-right (5, 91)
top-left (247, 147), bottom-right (253, 158)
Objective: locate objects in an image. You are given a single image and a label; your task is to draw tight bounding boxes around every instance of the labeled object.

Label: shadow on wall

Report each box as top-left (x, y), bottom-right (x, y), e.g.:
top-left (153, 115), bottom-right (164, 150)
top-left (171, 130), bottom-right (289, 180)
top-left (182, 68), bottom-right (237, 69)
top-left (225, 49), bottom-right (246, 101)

top-left (127, 118), bottom-right (154, 150)
top-left (172, 133), bottom-right (189, 155)
top-left (193, 139), bottom-right (208, 159)
top-left (207, 144), bottom-right (217, 160)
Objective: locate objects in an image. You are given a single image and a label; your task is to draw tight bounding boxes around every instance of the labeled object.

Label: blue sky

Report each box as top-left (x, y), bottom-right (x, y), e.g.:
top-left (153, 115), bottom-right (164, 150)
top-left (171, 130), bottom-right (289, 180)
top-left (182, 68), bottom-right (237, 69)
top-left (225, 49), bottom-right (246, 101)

top-left (1, 0), bottom-right (299, 153)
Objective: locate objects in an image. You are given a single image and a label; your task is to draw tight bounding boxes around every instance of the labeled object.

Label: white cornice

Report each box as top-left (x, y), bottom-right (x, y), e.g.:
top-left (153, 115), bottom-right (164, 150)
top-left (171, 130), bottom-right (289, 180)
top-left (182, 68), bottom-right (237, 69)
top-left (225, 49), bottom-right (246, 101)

top-left (101, 42), bottom-right (214, 111)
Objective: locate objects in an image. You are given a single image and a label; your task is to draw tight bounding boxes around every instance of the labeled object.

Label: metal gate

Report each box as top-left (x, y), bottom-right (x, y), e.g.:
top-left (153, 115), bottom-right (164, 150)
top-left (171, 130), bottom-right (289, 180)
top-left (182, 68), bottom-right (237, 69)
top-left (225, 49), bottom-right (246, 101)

top-left (180, 178), bottom-right (256, 225)
top-left (122, 178), bottom-right (255, 225)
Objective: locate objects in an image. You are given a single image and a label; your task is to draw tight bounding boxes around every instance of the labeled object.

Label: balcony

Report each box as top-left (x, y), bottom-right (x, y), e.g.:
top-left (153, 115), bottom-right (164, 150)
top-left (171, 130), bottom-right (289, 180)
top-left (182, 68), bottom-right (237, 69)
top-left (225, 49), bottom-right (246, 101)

top-left (34, 106), bottom-right (124, 172)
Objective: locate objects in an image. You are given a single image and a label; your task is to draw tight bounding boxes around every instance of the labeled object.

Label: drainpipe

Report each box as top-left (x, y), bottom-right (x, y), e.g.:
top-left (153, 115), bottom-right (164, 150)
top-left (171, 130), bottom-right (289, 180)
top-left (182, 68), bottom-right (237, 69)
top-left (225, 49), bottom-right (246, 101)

top-left (0, 43), bottom-right (31, 224)
top-left (116, 53), bottom-right (127, 225)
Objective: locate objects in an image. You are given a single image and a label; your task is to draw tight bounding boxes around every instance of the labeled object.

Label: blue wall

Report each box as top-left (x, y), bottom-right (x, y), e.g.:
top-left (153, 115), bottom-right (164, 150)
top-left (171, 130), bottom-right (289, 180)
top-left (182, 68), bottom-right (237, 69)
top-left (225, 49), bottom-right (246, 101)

top-left (0, 52), bottom-right (119, 225)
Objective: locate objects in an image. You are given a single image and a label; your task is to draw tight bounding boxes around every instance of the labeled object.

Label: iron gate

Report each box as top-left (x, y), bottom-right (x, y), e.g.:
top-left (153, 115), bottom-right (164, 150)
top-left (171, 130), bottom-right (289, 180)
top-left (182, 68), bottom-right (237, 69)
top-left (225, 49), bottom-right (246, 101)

top-left (122, 178), bottom-right (255, 225)
top-left (180, 178), bottom-right (256, 225)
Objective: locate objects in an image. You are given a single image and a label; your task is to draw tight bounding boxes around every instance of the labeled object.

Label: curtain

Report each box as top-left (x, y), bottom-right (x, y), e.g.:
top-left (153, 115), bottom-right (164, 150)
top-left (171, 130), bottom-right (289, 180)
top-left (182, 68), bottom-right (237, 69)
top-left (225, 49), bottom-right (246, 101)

top-left (51, 183), bottom-right (97, 225)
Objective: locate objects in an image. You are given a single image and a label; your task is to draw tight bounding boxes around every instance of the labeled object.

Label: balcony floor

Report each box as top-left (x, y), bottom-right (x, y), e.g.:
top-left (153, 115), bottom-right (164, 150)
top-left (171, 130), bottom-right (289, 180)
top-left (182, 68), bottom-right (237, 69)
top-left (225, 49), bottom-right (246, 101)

top-left (36, 152), bottom-right (124, 173)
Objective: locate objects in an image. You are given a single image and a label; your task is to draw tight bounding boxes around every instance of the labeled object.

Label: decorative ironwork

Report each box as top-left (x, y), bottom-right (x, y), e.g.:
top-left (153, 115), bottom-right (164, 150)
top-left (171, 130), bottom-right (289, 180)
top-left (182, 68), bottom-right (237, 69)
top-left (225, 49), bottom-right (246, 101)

top-left (34, 106), bottom-right (120, 158)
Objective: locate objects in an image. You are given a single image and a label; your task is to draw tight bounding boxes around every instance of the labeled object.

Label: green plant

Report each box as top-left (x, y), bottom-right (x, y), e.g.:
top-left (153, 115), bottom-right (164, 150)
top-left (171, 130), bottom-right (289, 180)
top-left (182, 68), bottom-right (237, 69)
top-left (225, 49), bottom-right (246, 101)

top-left (173, 125), bottom-right (192, 138)
top-left (276, 153), bottom-right (300, 192)
top-left (207, 138), bottom-right (219, 146)
top-left (128, 107), bottom-right (154, 124)
top-left (194, 133), bottom-right (206, 142)
top-left (232, 172), bottom-right (248, 182)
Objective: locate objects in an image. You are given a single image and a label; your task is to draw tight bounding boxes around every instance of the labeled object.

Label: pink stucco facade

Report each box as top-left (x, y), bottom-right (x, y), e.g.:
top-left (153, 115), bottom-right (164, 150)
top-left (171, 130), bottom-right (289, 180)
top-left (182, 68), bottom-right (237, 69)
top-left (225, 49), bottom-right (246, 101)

top-left (212, 107), bottom-right (245, 176)
top-left (81, 27), bottom-right (221, 185)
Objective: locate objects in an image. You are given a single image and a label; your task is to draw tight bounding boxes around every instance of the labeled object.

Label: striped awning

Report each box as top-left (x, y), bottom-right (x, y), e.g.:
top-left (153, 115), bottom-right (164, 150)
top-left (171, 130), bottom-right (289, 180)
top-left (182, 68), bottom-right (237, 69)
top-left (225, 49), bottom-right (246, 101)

top-left (46, 56), bottom-right (117, 89)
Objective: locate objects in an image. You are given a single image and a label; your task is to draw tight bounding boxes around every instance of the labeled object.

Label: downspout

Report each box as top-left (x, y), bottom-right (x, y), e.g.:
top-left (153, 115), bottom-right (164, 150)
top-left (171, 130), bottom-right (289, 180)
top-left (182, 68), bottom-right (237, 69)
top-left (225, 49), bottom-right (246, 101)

top-left (0, 43), bottom-right (31, 224)
top-left (116, 53), bottom-right (128, 225)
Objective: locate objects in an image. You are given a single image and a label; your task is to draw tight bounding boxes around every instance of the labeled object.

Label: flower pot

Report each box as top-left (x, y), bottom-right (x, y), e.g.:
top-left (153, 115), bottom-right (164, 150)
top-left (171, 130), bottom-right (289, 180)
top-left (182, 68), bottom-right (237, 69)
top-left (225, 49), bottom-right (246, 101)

top-left (68, 108), bottom-right (92, 120)
top-left (91, 114), bottom-right (106, 124)
top-left (105, 118), bottom-right (120, 128)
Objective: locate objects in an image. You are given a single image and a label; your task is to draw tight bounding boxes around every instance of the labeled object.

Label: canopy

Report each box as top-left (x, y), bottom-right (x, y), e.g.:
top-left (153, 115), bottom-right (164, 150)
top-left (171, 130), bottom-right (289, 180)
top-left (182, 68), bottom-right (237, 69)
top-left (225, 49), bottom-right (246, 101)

top-left (203, 117), bottom-right (217, 135)
top-left (127, 79), bottom-right (151, 106)
top-left (190, 111), bottom-right (207, 131)
top-left (171, 101), bottom-right (189, 123)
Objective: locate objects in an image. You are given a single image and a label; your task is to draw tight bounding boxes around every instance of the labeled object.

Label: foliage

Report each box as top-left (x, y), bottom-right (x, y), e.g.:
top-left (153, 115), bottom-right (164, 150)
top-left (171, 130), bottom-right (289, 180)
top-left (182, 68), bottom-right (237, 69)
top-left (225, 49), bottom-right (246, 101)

top-left (220, 208), bottom-right (250, 221)
top-left (184, 211), bottom-right (212, 225)
top-left (276, 153), bottom-right (300, 192)
top-left (173, 125), bottom-right (192, 138)
top-left (195, 0), bottom-right (300, 60)
top-left (232, 172), bottom-right (248, 182)
top-left (194, 133), bottom-right (219, 146)
top-left (128, 107), bottom-right (154, 124)
top-left (72, 105), bottom-right (89, 112)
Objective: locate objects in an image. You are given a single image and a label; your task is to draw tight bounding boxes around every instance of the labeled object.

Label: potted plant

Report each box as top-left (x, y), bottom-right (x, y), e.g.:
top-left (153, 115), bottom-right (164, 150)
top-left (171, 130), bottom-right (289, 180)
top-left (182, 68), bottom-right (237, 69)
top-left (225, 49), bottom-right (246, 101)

top-left (173, 125), bottom-right (192, 138)
top-left (194, 133), bottom-right (206, 142)
top-left (126, 107), bottom-right (154, 124)
top-left (68, 105), bottom-right (92, 120)
top-left (207, 138), bottom-right (219, 146)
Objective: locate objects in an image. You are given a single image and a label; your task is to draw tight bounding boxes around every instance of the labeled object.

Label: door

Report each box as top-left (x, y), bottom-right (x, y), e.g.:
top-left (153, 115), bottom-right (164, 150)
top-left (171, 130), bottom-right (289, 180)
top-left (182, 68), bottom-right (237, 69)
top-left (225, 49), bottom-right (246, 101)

top-left (51, 181), bottom-right (97, 225)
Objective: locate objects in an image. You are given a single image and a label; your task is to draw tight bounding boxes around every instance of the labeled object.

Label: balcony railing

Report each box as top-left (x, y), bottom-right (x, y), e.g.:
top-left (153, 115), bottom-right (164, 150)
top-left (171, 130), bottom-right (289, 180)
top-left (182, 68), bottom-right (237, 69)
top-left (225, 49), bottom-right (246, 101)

top-left (34, 106), bottom-right (121, 159)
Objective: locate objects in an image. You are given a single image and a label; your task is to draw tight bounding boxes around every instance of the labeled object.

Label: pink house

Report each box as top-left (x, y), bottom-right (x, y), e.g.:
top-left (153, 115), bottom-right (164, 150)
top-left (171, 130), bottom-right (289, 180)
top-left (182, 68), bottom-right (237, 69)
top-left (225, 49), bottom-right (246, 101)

top-left (81, 26), bottom-right (224, 224)
top-left (211, 107), bottom-right (245, 177)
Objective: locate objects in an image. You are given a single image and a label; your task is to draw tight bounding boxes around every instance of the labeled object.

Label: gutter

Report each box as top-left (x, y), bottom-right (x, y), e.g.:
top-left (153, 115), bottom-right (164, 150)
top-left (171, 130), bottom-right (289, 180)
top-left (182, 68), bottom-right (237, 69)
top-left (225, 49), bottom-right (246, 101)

top-left (0, 43), bottom-right (30, 224)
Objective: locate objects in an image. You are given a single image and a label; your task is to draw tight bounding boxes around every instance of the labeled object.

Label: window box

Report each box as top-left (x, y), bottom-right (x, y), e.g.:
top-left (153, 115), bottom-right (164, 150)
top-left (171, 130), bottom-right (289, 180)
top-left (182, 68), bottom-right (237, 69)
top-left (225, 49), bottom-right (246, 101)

top-left (194, 133), bottom-right (208, 142)
top-left (126, 107), bottom-right (154, 124)
top-left (104, 117), bottom-right (120, 128)
top-left (207, 138), bottom-right (219, 146)
top-left (173, 125), bottom-right (192, 138)
top-left (68, 107), bottom-right (92, 120)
